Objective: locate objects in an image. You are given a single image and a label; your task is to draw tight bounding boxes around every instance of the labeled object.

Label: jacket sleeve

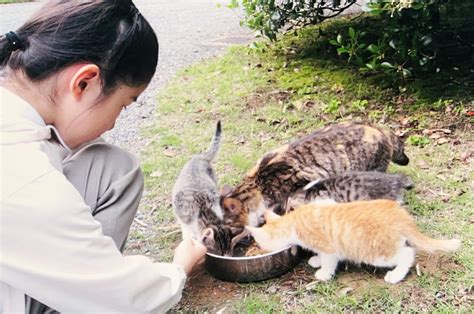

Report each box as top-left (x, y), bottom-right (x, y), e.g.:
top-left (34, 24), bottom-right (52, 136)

top-left (0, 170), bottom-right (186, 313)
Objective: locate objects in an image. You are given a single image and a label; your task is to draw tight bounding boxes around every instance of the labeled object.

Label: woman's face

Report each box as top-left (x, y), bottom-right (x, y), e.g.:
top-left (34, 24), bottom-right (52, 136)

top-left (52, 64), bottom-right (147, 149)
top-left (57, 84), bottom-right (146, 149)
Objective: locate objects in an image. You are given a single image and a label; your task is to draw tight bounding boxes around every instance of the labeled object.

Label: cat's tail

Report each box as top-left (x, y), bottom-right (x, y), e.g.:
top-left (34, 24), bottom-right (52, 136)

top-left (403, 225), bottom-right (461, 253)
top-left (202, 121), bottom-right (222, 162)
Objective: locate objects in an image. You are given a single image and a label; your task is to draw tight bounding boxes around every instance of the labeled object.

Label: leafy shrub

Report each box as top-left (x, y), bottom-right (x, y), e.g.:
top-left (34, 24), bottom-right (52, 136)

top-left (233, 0), bottom-right (473, 81)
top-left (229, 0), bottom-right (358, 40)
top-left (331, 0), bottom-right (473, 79)
top-left (408, 135), bottom-right (430, 147)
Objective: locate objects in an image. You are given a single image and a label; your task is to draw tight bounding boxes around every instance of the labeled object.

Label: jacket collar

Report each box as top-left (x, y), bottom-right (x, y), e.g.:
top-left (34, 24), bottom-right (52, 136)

top-left (0, 86), bottom-right (71, 152)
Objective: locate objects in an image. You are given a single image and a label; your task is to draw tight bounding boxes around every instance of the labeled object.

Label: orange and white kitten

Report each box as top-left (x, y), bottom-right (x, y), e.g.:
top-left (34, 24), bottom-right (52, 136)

top-left (246, 200), bottom-right (461, 284)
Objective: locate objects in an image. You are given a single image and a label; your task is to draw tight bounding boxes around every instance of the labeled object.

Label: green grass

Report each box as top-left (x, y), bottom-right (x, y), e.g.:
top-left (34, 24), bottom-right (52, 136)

top-left (128, 15), bottom-right (473, 313)
top-left (0, 0), bottom-right (35, 3)
top-left (235, 294), bottom-right (283, 313)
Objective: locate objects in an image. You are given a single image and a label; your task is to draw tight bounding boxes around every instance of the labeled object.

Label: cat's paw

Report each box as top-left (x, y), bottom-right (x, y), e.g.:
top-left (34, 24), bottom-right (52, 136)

top-left (308, 255), bottom-right (321, 268)
top-left (315, 269), bottom-right (333, 282)
top-left (384, 270), bottom-right (404, 284)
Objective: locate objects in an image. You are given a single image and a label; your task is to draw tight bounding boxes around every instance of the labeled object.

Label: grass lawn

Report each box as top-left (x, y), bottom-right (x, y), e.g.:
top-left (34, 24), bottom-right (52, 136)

top-left (0, 0), bottom-right (35, 4)
top-left (126, 15), bottom-right (473, 312)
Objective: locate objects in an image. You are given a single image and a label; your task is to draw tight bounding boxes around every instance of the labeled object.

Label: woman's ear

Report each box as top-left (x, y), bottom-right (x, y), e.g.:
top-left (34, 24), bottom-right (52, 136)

top-left (69, 64), bottom-right (101, 100)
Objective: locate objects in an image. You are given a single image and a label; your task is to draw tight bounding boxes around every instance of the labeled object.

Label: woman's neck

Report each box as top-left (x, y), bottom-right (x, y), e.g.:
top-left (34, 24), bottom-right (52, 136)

top-left (1, 72), bottom-right (56, 124)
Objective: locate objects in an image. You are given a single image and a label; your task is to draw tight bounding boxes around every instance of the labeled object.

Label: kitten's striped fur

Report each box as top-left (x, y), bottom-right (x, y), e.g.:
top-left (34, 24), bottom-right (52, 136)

top-left (303, 171), bottom-right (414, 203)
top-left (172, 121), bottom-right (242, 255)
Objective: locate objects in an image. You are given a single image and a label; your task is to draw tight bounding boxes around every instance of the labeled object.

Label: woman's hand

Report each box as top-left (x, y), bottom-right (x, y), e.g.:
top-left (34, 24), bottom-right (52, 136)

top-left (172, 238), bottom-right (207, 274)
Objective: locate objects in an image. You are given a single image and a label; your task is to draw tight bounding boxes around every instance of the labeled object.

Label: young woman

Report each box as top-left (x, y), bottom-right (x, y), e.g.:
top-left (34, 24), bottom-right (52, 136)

top-left (0, 1), bottom-right (206, 313)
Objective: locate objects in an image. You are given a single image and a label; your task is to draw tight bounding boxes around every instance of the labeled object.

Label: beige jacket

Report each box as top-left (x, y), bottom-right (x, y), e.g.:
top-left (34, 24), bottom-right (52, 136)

top-left (0, 87), bottom-right (186, 313)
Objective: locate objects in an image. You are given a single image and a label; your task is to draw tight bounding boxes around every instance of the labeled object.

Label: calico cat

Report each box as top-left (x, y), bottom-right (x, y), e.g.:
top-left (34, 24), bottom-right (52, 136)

top-left (172, 121), bottom-right (242, 255)
top-left (220, 122), bottom-right (409, 226)
top-left (303, 171), bottom-right (414, 203)
top-left (246, 200), bottom-right (461, 284)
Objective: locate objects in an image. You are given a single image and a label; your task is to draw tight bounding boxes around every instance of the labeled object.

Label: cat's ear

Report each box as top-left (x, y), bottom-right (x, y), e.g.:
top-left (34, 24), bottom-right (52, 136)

top-left (264, 209), bottom-right (281, 222)
top-left (230, 227), bottom-right (244, 236)
top-left (221, 198), bottom-right (243, 214)
top-left (220, 184), bottom-right (234, 197)
top-left (201, 227), bottom-right (215, 248)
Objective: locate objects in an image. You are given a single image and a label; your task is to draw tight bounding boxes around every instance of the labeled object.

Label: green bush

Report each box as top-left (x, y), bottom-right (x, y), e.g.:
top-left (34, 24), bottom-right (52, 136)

top-left (330, 0), bottom-right (473, 79)
top-left (233, 0), bottom-right (473, 81)
top-left (230, 0), bottom-right (358, 40)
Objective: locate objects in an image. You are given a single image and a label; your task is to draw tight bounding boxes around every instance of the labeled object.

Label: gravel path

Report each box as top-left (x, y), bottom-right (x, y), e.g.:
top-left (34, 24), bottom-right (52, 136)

top-left (0, 0), bottom-right (253, 154)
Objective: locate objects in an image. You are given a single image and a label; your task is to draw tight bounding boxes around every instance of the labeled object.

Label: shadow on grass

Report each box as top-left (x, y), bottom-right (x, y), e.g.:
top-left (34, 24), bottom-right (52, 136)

top-left (268, 14), bottom-right (474, 105)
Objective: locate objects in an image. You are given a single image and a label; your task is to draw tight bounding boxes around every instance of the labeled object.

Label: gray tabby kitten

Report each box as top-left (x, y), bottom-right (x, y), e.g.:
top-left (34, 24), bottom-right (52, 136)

top-left (172, 121), bottom-right (241, 256)
top-left (303, 171), bottom-right (414, 203)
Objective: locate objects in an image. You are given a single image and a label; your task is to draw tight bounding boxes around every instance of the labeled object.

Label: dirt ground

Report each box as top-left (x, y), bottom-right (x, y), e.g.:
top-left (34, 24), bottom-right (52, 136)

top-left (173, 249), bottom-right (469, 311)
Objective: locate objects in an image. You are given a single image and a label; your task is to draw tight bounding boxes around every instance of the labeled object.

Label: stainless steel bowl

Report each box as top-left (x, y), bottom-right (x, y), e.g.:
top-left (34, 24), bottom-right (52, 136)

top-left (204, 245), bottom-right (302, 282)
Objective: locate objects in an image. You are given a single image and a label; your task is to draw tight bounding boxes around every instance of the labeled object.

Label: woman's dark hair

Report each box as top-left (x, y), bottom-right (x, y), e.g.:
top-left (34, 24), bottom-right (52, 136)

top-left (0, 0), bottom-right (158, 94)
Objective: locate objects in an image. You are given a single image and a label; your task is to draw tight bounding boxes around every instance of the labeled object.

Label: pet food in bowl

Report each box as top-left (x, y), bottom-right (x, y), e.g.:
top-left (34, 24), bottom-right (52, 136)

top-left (204, 237), bottom-right (302, 282)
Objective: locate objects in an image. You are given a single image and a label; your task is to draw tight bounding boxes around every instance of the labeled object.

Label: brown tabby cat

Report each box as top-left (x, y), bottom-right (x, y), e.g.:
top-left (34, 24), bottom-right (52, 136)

top-left (221, 122), bottom-right (409, 226)
top-left (246, 200), bottom-right (461, 284)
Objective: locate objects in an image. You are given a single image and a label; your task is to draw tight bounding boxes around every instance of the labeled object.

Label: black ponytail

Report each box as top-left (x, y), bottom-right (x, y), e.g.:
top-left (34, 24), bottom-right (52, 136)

top-left (0, 31), bottom-right (20, 68)
top-left (0, 0), bottom-right (158, 94)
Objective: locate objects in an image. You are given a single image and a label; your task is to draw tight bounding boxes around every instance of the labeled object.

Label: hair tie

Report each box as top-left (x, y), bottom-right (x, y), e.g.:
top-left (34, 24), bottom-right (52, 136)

top-left (5, 31), bottom-right (21, 51)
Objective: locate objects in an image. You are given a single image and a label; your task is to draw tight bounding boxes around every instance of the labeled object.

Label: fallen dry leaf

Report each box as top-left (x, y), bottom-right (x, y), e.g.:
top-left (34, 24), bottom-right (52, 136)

top-left (304, 100), bottom-right (316, 108)
top-left (400, 117), bottom-right (412, 126)
top-left (417, 159), bottom-right (430, 169)
top-left (150, 170), bottom-right (162, 178)
top-left (258, 132), bottom-right (273, 142)
top-left (305, 281), bottom-right (318, 291)
top-left (270, 118), bottom-right (283, 125)
top-left (436, 138), bottom-right (449, 145)
top-left (234, 137), bottom-right (246, 145)
top-left (133, 218), bottom-right (148, 228)
top-left (163, 149), bottom-right (177, 157)
top-left (459, 151), bottom-right (472, 162)
top-left (397, 130), bottom-right (410, 137)
top-left (216, 306), bottom-right (227, 314)
top-left (436, 174), bottom-right (447, 181)
top-left (337, 287), bottom-right (354, 297)
top-left (416, 263), bottom-right (422, 276)
top-left (267, 285), bottom-right (278, 294)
